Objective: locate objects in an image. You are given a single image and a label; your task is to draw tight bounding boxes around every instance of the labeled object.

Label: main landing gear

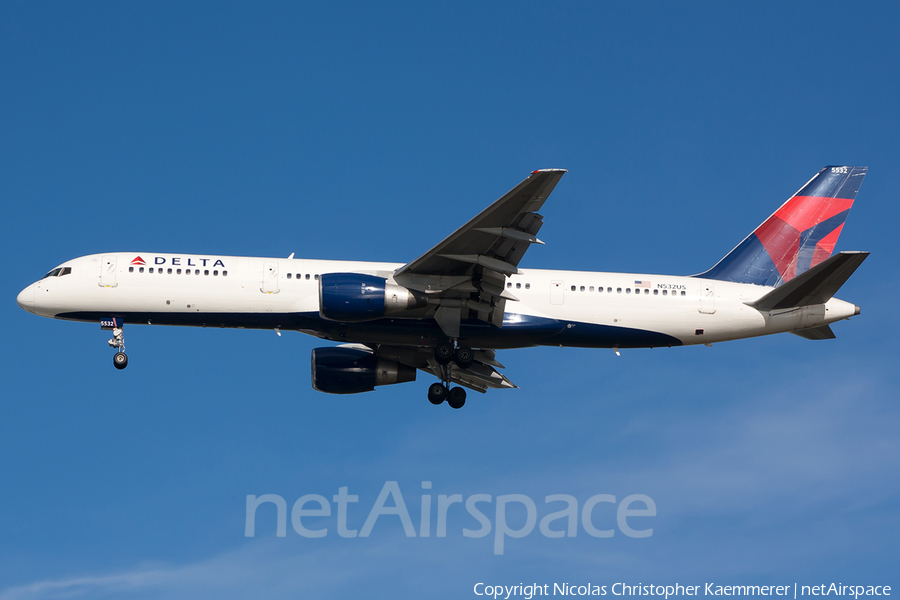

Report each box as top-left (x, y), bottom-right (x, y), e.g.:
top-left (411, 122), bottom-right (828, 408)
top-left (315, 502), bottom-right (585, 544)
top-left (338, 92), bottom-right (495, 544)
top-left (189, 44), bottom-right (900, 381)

top-left (428, 341), bottom-right (471, 409)
top-left (108, 324), bottom-right (128, 370)
top-left (433, 342), bottom-right (474, 369)
top-left (428, 382), bottom-right (467, 409)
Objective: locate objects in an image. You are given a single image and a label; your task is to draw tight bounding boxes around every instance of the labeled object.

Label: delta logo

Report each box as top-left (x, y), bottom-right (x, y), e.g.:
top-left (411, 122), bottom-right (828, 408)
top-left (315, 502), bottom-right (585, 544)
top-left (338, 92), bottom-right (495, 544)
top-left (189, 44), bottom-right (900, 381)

top-left (132, 255), bottom-right (226, 268)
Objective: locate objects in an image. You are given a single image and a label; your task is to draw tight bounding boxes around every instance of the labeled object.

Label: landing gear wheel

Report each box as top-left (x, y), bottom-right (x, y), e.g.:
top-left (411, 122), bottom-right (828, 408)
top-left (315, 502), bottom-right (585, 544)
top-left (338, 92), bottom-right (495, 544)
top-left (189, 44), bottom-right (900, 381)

top-left (113, 352), bottom-right (128, 370)
top-left (428, 382), bottom-right (448, 405)
top-left (454, 346), bottom-right (474, 369)
top-left (434, 342), bottom-right (454, 365)
top-left (448, 386), bottom-right (467, 409)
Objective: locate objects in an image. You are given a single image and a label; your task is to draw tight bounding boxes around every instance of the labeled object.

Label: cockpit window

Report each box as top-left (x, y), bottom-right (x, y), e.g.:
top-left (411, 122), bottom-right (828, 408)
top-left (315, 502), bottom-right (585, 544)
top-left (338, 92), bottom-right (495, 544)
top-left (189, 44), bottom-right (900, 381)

top-left (40, 267), bottom-right (73, 279)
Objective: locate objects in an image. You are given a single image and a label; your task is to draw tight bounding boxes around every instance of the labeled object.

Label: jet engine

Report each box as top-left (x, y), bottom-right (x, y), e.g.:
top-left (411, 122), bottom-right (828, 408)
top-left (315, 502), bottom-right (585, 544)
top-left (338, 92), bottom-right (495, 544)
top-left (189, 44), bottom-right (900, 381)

top-left (311, 347), bottom-right (416, 394)
top-left (318, 273), bottom-right (426, 322)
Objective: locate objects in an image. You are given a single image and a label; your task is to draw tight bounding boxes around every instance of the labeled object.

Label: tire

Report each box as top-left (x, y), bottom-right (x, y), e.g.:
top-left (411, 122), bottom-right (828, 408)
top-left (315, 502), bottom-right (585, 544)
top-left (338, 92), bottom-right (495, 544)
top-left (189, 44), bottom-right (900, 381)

top-left (113, 352), bottom-right (128, 370)
top-left (427, 382), bottom-right (447, 405)
top-left (434, 342), bottom-right (454, 365)
top-left (454, 346), bottom-right (474, 369)
top-left (448, 386), bottom-right (467, 409)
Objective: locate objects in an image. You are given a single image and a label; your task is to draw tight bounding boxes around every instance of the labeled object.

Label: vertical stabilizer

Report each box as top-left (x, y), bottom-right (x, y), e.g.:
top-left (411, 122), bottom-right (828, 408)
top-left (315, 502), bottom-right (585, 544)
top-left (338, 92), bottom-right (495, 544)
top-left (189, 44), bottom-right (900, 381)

top-left (698, 166), bottom-right (867, 286)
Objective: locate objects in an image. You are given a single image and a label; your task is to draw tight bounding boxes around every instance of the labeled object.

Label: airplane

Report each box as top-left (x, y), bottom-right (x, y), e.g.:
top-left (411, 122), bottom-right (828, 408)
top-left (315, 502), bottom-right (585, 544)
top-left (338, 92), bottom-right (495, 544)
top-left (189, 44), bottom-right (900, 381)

top-left (17, 166), bottom-right (868, 409)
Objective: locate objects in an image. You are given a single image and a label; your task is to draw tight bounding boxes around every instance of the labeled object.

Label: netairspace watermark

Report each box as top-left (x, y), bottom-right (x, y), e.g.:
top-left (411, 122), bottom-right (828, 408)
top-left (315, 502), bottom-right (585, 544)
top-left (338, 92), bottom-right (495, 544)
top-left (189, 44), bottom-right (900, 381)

top-left (244, 480), bottom-right (656, 555)
top-left (472, 583), bottom-right (892, 599)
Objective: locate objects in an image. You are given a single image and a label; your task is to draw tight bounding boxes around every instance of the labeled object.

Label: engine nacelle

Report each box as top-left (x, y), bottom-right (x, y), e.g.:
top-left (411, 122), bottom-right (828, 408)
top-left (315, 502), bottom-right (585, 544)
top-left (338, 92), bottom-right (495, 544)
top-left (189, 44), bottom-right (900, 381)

top-left (319, 273), bottom-right (426, 322)
top-left (311, 347), bottom-right (416, 394)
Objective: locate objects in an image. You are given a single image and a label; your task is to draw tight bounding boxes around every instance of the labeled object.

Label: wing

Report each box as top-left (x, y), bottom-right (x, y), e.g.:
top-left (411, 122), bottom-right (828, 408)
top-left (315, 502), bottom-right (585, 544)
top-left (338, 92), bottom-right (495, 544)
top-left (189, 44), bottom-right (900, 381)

top-left (393, 168), bottom-right (567, 337)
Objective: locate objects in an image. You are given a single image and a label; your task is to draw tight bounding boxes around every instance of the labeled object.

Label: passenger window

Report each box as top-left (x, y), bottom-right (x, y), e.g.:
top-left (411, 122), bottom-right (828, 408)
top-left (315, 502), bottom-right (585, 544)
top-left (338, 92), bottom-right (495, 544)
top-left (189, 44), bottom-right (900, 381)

top-left (525, 283), bottom-right (530, 289)
top-left (516, 283), bottom-right (521, 289)
top-left (129, 267), bottom-right (134, 273)
top-left (149, 267), bottom-right (154, 273)
top-left (185, 269), bottom-right (191, 275)
top-left (571, 285), bottom-right (576, 291)
top-left (580, 286), bottom-right (585, 292)
top-left (213, 270), bottom-right (218, 276)
top-left (204, 270), bottom-right (209, 276)
top-left (663, 290), bottom-right (668, 295)
top-left (223, 271), bottom-right (228, 276)
top-left (626, 288), bottom-right (631, 294)
top-left (653, 289), bottom-right (658, 295)
top-left (287, 273), bottom-right (292, 279)
top-left (167, 268), bottom-right (172, 274)
top-left (681, 291), bottom-right (686, 296)
top-left (195, 269), bottom-right (200, 275)
top-left (139, 267), bottom-right (144, 273)
top-left (306, 274), bottom-right (310, 280)
top-left (589, 286), bottom-right (594, 292)
top-left (507, 282), bottom-right (512, 288)
top-left (607, 287), bottom-right (612, 293)
top-left (644, 289), bottom-right (649, 295)
top-left (295, 274), bottom-right (300, 279)
top-left (617, 287), bottom-right (622, 293)
top-left (315, 274), bottom-right (319, 280)
top-left (177, 269), bottom-right (182, 275)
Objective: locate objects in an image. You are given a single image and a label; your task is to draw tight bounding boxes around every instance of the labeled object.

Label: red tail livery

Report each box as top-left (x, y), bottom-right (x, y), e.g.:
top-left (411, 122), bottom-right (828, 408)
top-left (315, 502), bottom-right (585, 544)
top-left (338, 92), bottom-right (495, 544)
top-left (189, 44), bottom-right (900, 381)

top-left (699, 166), bottom-right (867, 286)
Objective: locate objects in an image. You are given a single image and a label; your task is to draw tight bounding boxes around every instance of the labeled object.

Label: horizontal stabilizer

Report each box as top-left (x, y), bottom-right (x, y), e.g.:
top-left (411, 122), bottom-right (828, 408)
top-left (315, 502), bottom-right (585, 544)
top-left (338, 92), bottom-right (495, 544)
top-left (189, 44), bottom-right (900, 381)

top-left (791, 325), bottom-right (836, 340)
top-left (747, 251), bottom-right (868, 311)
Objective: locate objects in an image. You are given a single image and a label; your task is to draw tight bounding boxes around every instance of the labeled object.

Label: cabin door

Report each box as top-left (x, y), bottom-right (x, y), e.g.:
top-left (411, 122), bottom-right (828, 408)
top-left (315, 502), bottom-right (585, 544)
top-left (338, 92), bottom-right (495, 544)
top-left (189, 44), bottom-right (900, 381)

top-left (100, 255), bottom-right (117, 287)
top-left (262, 262), bottom-right (280, 294)
top-left (698, 282), bottom-right (716, 314)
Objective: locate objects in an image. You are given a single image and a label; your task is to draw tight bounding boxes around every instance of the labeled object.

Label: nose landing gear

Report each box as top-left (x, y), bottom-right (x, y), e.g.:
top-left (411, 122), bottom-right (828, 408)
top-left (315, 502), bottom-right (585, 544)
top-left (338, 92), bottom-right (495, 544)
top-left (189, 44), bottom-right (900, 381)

top-left (113, 350), bottom-right (128, 369)
top-left (104, 320), bottom-right (128, 370)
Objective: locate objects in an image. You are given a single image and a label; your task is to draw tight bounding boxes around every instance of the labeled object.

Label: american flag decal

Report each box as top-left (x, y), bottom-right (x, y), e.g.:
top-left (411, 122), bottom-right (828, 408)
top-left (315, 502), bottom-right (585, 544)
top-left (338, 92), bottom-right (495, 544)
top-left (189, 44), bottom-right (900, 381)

top-left (634, 280), bottom-right (650, 289)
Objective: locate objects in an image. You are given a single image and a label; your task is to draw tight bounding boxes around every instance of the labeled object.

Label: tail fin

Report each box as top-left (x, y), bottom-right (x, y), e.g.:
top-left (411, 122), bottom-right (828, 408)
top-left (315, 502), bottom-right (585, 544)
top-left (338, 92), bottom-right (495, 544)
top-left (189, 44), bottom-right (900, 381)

top-left (698, 166), bottom-right (867, 286)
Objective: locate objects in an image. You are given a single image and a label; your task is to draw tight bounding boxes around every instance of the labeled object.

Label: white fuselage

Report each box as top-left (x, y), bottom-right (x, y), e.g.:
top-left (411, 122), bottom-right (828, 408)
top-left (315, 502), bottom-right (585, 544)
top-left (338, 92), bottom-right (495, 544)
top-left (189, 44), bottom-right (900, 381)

top-left (17, 252), bottom-right (859, 350)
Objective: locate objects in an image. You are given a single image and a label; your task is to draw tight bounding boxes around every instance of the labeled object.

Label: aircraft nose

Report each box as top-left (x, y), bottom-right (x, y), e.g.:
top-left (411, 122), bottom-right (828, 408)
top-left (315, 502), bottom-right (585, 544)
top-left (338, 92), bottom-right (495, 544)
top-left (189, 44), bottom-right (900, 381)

top-left (17, 284), bottom-right (35, 313)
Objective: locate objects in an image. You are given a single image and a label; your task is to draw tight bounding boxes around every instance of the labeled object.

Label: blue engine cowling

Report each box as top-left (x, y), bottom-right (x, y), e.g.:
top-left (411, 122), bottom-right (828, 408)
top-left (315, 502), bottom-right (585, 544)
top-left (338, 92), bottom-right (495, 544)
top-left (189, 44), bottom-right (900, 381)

top-left (311, 347), bottom-right (416, 394)
top-left (319, 273), bottom-right (426, 322)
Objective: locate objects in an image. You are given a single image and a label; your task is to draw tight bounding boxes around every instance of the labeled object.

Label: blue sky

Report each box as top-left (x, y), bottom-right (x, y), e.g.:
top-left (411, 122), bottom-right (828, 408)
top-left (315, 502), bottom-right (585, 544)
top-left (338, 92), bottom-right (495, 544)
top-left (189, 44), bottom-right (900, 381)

top-left (2, 2), bottom-right (899, 598)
